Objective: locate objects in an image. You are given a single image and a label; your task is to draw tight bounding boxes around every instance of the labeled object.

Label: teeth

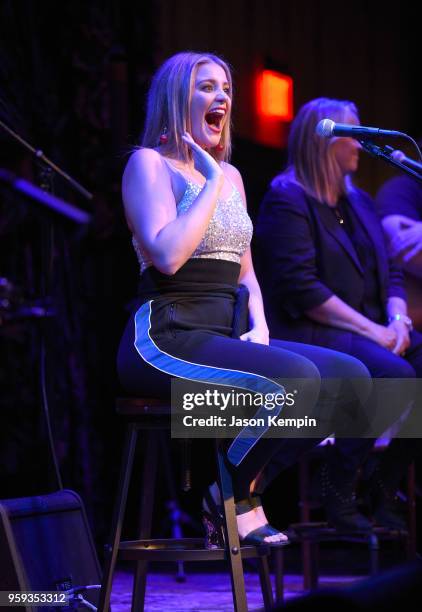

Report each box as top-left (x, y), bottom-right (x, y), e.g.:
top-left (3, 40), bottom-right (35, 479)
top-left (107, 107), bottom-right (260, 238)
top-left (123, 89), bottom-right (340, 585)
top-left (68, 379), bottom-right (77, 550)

top-left (208, 109), bottom-right (225, 115)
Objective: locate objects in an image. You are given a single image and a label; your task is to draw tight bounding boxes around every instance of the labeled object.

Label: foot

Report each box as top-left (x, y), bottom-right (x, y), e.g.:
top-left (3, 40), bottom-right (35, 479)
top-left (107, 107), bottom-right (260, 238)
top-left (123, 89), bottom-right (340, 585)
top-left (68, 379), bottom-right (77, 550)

top-left (319, 463), bottom-right (373, 532)
top-left (203, 484), bottom-right (288, 546)
top-left (366, 469), bottom-right (407, 531)
top-left (237, 509), bottom-right (288, 545)
top-left (325, 496), bottom-right (373, 532)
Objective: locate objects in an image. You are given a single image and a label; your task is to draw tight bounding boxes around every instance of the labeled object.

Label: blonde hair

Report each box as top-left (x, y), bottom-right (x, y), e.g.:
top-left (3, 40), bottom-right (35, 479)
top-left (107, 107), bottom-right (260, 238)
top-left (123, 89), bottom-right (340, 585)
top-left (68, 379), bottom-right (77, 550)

top-left (141, 51), bottom-right (233, 163)
top-left (284, 97), bottom-right (359, 205)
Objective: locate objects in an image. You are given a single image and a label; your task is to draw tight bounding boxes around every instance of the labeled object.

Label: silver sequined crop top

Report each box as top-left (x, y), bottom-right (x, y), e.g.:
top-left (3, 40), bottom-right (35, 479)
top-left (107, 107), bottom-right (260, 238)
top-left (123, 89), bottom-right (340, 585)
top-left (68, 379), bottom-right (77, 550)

top-left (132, 179), bottom-right (253, 274)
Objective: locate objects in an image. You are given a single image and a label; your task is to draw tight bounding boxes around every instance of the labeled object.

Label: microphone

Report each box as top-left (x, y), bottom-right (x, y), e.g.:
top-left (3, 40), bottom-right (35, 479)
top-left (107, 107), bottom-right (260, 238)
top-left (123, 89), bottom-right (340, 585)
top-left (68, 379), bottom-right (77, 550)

top-left (316, 119), bottom-right (404, 140)
top-left (389, 149), bottom-right (422, 173)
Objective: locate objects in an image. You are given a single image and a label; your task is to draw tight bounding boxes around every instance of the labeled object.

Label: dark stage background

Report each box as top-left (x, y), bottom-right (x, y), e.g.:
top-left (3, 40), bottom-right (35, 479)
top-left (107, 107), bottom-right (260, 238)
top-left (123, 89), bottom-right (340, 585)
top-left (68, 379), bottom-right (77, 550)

top-left (1, 0), bottom-right (421, 555)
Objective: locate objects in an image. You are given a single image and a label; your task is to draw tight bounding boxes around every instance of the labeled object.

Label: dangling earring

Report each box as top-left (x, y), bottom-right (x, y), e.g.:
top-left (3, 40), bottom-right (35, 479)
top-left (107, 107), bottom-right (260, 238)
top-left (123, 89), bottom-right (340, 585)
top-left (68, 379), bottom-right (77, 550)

top-left (159, 127), bottom-right (168, 144)
top-left (216, 142), bottom-right (224, 152)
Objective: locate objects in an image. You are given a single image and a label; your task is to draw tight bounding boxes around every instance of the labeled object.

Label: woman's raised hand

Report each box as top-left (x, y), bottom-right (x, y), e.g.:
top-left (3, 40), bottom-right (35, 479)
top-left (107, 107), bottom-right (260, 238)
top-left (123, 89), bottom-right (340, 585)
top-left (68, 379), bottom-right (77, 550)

top-left (182, 132), bottom-right (224, 185)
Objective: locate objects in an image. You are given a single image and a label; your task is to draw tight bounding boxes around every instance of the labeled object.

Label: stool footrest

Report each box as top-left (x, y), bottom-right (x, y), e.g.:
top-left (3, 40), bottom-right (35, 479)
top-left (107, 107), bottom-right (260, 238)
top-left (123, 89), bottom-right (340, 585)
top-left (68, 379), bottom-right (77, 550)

top-left (118, 538), bottom-right (271, 561)
top-left (288, 522), bottom-right (408, 543)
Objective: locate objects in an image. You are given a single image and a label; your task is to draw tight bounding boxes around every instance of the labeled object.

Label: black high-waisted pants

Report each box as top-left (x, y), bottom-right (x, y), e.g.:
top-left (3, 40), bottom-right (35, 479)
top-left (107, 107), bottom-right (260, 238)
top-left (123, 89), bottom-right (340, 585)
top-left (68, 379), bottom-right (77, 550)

top-left (117, 260), bottom-right (372, 501)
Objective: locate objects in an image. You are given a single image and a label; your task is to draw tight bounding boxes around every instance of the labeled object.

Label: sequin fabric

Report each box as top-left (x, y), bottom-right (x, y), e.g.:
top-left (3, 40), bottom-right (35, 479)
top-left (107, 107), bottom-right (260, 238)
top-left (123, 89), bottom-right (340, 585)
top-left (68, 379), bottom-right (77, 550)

top-left (132, 179), bottom-right (253, 274)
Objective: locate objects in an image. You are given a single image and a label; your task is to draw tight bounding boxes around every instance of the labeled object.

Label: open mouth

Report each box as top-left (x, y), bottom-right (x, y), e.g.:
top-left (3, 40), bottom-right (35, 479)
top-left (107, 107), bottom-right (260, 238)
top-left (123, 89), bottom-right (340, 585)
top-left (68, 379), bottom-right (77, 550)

top-left (205, 109), bottom-right (226, 132)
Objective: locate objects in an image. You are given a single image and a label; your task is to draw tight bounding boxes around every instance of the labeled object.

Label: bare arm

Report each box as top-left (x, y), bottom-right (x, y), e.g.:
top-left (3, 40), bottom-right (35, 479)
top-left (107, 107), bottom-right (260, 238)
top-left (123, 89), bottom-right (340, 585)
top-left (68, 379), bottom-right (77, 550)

top-left (382, 214), bottom-right (415, 238)
top-left (386, 296), bottom-right (407, 319)
top-left (122, 138), bottom-right (224, 275)
top-left (382, 214), bottom-right (422, 278)
top-left (239, 247), bottom-right (269, 344)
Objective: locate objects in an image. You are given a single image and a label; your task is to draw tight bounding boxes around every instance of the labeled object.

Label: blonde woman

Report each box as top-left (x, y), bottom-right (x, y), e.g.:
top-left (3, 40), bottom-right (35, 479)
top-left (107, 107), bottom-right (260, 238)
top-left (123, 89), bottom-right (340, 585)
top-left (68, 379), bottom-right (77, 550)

top-left (118, 63), bottom-right (370, 544)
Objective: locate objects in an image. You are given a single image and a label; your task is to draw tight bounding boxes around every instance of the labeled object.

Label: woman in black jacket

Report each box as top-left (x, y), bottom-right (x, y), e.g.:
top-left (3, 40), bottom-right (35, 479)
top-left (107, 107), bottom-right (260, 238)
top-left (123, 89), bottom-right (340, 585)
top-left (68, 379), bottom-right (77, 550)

top-left (255, 97), bottom-right (422, 530)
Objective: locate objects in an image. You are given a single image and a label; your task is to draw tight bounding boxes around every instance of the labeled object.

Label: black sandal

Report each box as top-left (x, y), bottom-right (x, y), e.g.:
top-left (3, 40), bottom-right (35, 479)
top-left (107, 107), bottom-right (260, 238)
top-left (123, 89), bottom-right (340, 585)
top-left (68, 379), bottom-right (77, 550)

top-left (240, 525), bottom-right (289, 547)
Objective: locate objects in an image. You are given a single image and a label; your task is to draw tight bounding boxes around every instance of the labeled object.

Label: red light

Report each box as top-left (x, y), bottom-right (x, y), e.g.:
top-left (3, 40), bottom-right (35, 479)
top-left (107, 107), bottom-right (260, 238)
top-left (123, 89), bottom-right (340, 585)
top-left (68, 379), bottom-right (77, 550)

top-left (257, 70), bottom-right (293, 121)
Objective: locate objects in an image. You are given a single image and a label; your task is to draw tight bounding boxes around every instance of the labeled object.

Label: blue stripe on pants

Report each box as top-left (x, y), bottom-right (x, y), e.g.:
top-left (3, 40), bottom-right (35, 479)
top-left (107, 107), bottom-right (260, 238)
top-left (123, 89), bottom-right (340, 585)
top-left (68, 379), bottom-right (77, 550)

top-left (134, 300), bottom-right (287, 466)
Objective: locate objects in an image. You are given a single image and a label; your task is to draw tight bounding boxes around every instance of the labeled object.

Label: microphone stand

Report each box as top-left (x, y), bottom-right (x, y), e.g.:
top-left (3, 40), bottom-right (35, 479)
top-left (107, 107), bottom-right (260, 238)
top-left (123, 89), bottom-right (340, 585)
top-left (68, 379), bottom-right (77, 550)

top-left (1, 120), bottom-right (103, 610)
top-left (0, 119), bottom-right (93, 200)
top-left (1, 119), bottom-right (92, 493)
top-left (359, 140), bottom-right (422, 184)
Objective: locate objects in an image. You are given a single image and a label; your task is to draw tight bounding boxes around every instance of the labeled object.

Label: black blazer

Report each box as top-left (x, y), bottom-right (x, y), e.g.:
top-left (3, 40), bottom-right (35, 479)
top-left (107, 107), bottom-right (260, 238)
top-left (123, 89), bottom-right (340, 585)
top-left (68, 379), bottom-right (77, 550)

top-left (254, 178), bottom-right (405, 352)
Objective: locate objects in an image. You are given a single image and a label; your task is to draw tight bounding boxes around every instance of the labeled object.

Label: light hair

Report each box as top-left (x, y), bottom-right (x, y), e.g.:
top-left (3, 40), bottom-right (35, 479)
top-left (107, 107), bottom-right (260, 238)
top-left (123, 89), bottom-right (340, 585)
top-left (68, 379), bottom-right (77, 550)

top-left (141, 51), bottom-right (233, 163)
top-left (281, 97), bottom-right (359, 205)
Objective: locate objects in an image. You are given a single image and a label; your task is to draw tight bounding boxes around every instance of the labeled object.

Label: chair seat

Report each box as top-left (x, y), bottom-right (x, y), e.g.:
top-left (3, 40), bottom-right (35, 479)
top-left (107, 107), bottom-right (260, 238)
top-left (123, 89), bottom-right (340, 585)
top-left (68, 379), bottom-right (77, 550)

top-left (118, 537), bottom-right (270, 561)
top-left (288, 520), bottom-right (411, 591)
top-left (116, 397), bottom-right (171, 417)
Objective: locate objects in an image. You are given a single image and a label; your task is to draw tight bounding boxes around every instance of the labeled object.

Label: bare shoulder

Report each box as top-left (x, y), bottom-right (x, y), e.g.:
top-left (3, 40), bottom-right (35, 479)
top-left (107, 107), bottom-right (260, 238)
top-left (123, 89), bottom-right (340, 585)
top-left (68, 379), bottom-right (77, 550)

top-left (123, 147), bottom-right (165, 179)
top-left (122, 146), bottom-right (175, 222)
top-left (122, 147), bottom-right (176, 238)
top-left (122, 148), bottom-right (173, 207)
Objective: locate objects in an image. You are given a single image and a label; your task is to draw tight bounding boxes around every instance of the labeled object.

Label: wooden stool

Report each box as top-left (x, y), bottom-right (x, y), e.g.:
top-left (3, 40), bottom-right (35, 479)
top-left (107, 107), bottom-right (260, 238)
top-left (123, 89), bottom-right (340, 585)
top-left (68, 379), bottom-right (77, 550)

top-left (97, 398), bottom-right (278, 612)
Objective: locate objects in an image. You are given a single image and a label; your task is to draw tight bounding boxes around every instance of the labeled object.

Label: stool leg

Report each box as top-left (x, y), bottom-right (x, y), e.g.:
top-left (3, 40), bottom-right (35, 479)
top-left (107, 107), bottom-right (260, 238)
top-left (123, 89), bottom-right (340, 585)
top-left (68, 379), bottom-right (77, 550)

top-left (159, 431), bottom-right (186, 581)
top-left (257, 553), bottom-right (274, 610)
top-left (98, 424), bottom-right (139, 612)
top-left (132, 430), bottom-right (159, 612)
top-left (273, 548), bottom-right (284, 603)
top-left (216, 443), bottom-right (248, 612)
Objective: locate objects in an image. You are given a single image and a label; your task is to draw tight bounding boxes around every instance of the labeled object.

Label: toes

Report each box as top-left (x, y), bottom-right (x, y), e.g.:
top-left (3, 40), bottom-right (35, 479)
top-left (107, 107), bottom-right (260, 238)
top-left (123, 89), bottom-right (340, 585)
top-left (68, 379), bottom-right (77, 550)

top-left (265, 532), bottom-right (288, 543)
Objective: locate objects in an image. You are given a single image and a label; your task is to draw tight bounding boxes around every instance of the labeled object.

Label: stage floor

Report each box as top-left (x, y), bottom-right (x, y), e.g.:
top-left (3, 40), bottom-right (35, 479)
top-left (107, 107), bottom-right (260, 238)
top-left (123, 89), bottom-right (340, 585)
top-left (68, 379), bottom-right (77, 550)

top-left (110, 568), bottom-right (362, 611)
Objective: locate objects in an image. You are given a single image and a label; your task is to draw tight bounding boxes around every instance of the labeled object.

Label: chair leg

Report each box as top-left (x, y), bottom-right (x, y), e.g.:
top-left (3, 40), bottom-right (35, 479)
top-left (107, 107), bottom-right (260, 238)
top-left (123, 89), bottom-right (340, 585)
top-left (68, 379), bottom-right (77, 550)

top-left (407, 462), bottom-right (417, 560)
top-left (98, 424), bottom-right (139, 612)
top-left (368, 532), bottom-right (380, 575)
top-left (302, 540), bottom-right (313, 590)
top-left (257, 554), bottom-right (274, 610)
top-left (303, 540), bottom-right (319, 590)
top-left (216, 442), bottom-right (248, 612)
top-left (299, 456), bottom-right (314, 591)
top-left (132, 430), bottom-right (159, 612)
top-left (309, 542), bottom-right (319, 589)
